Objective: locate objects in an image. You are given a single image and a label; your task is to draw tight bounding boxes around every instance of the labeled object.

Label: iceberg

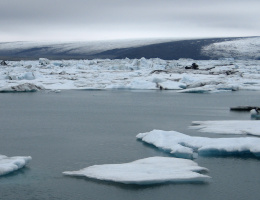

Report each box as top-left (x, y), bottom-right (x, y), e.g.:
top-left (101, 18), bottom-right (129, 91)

top-left (157, 80), bottom-right (186, 90)
top-left (18, 72), bottom-right (35, 80)
top-left (137, 130), bottom-right (260, 159)
top-left (39, 58), bottom-right (50, 66)
top-left (126, 79), bottom-right (157, 90)
top-left (250, 109), bottom-right (260, 120)
top-left (0, 58), bottom-right (260, 92)
top-left (63, 157), bottom-right (210, 185)
top-left (0, 155), bottom-right (32, 176)
top-left (0, 83), bottom-right (45, 92)
top-left (190, 121), bottom-right (260, 136)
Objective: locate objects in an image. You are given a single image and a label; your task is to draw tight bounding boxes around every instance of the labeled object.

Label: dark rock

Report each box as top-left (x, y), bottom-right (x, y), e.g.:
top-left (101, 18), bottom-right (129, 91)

top-left (185, 63), bottom-right (199, 70)
top-left (230, 106), bottom-right (260, 111)
top-left (191, 63), bottom-right (199, 70)
top-left (0, 60), bottom-right (7, 65)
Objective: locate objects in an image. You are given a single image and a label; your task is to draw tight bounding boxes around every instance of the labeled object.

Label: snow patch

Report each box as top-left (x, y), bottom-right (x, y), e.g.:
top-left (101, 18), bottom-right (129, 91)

top-left (158, 80), bottom-right (186, 90)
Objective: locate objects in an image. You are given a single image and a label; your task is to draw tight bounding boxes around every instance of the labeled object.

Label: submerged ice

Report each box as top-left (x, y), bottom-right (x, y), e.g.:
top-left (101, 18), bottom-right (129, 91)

top-left (137, 130), bottom-right (260, 159)
top-left (190, 121), bottom-right (260, 136)
top-left (63, 157), bottom-right (210, 185)
top-left (0, 155), bottom-right (32, 176)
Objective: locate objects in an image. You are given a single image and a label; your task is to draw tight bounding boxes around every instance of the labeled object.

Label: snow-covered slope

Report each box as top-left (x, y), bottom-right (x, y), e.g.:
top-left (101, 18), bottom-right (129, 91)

top-left (201, 37), bottom-right (260, 60)
top-left (0, 39), bottom-right (174, 59)
top-left (1, 37), bottom-right (259, 60)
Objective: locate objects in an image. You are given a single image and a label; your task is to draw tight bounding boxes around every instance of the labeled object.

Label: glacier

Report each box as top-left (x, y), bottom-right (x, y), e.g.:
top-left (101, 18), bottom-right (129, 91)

top-left (202, 37), bottom-right (260, 60)
top-left (0, 39), bottom-right (173, 57)
top-left (0, 155), bottom-right (32, 176)
top-left (63, 157), bottom-right (210, 185)
top-left (0, 57), bottom-right (260, 92)
top-left (190, 121), bottom-right (260, 136)
top-left (137, 130), bottom-right (260, 159)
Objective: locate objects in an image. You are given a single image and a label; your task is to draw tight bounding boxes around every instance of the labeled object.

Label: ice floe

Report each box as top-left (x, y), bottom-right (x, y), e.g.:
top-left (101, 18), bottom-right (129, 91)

top-left (63, 157), bottom-right (210, 184)
top-left (0, 155), bottom-right (32, 176)
top-left (0, 58), bottom-right (260, 92)
top-left (190, 121), bottom-right (260, 136)
top-left (137, 130), bottom-right (260, 159)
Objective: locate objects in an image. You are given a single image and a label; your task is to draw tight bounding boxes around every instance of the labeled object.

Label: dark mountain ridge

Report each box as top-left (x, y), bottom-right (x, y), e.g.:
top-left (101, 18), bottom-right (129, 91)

top-left (0, 36), bottom-right (258, 60)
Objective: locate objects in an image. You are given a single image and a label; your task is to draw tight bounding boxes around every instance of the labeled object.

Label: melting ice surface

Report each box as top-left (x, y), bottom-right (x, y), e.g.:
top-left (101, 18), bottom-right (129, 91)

top-left (137, 130), bottom-right (260, 159)
top-left (0, 155), bottom-right (32, 176)
top-left (1, 57), bottom-right (260, 92)
top-left (63, 157), bottom-right (210, 185)
top-left (190, 121), bottom-right (260, 136)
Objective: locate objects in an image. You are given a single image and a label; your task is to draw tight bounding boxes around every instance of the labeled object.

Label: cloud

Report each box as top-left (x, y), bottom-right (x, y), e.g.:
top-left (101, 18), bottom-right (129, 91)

top-left (0, 0), bottom-right (259, 41)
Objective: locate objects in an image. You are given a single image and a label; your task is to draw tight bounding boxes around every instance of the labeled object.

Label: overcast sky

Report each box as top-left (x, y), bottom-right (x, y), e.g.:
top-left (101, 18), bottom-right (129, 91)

top-left (0, 0), bottom-right (259, 42)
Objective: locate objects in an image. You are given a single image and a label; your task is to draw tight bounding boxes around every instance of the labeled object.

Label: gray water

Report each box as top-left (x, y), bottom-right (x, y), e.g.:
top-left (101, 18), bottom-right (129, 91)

top-left (0, 90), bottom-right (260, 200)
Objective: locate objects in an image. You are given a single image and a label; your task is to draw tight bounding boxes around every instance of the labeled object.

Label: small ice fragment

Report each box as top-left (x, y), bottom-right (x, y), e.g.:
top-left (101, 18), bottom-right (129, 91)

top-left (0, 155), bottom-right (32, 176)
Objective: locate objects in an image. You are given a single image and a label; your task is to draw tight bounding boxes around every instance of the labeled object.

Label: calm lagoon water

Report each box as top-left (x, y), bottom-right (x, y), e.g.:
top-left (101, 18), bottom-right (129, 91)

top-left (0, 90), bottom-right (260, 200)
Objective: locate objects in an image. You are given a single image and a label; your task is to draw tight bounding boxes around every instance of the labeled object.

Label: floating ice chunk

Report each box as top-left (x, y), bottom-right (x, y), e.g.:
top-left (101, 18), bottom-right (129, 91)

top-left (18, 72), bottom-right (35, 80)
top-left (178, 85), bottom-right (214, 93)
top-left (137, 130), bottom-right (260, 159)
top-left (216, 84), bottom-right (239, 91)
top-left (105, 84), bottom-right (130, 90)
top-left (0, 83), bottom-right (45, 92)
top-left (39, 58), bottom-right (50, 66)
top-left (0, 155), bottom-right (32, 176)
top-left (63, 157), bottom-right (210, 185)
top-left (250, 109), bottom-right (260, 119)
top-left (126, 80), bottom-right (157, 90)
top-left (158, 80), bottom-right (186, 90)
top-left (180, 75), bottom-right (199, 84)
top-left (179, 83), bottom-right (239, 93)
top-left (190, 121), bottom-right (260, 136)
top-left (130, 58), bottom-right (153, 69)
top-left (151, 77), bottom-right (166, 83)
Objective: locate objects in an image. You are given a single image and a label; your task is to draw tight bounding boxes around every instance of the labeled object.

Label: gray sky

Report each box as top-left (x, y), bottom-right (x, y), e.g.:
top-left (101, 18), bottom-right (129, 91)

top-left (0, 0), bottom-right (259, 42)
